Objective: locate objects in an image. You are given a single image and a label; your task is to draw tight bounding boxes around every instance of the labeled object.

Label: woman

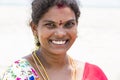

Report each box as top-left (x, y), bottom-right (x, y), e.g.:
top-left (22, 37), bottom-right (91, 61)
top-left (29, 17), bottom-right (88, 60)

top-left (1, 0), bottom-right (108, 80)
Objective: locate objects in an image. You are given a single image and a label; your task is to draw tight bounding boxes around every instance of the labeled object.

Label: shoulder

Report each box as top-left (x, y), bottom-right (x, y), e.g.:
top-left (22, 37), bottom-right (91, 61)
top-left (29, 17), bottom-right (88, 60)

top-left (83, 62), bottom-right (108, 80)
top-left (1, 59), bottom-right (39, 80)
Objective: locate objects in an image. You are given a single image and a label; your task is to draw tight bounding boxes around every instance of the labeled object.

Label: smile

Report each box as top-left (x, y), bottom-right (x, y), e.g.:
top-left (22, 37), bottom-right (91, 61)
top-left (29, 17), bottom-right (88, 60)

top-left (49, 40), bottom-right (69, 45)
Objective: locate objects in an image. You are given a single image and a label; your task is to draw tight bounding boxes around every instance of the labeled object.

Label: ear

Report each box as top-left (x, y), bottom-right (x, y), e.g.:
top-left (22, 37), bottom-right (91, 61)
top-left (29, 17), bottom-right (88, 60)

top-left (30, 21), bottom-right (37, 36)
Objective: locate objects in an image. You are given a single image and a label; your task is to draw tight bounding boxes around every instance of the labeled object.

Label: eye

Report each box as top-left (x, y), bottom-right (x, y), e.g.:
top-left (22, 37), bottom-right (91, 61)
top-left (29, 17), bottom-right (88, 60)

top-left (44, 23), bottom-right (56, 29)
top-left (64, 21), bottom-right (76, 28)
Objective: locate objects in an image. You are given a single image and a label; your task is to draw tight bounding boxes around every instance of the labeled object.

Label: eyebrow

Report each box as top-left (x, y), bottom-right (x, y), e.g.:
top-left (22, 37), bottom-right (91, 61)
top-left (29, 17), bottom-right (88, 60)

top-left (66, 19), bottom-right (76, 22)
top-left (43, 20), bottom-right (55, 23)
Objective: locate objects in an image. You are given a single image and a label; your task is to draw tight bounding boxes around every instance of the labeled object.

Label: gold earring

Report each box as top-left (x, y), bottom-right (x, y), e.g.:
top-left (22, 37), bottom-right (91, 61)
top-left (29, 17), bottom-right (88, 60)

top-left (34, 36), bottom-right (40, 49)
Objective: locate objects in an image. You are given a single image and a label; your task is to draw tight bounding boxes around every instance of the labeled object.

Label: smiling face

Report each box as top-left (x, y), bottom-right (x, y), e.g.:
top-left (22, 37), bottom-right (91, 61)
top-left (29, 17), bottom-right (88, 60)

top-left (31, 6), bottom-right (78, 55)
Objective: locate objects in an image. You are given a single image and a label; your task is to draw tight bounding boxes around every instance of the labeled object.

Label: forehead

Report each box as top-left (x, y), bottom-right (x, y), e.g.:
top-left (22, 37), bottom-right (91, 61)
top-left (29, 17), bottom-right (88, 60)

top-left (39, 6), bottom-right (76, 22)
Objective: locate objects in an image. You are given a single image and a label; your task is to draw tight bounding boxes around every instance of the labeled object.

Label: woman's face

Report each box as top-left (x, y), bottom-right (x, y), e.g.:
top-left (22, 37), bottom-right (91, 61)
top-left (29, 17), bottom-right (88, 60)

top-left (32, 6), bottom-right (78, 54)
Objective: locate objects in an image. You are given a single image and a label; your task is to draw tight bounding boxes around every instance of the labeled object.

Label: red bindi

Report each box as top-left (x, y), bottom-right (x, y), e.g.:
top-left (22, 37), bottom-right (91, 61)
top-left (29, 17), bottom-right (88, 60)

top-left (59, 20), bottom-right (63, 25)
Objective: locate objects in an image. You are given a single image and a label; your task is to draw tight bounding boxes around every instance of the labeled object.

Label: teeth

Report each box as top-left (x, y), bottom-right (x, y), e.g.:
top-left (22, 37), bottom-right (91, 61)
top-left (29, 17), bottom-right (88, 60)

top-left (52, 40), bottom-right (66, 45)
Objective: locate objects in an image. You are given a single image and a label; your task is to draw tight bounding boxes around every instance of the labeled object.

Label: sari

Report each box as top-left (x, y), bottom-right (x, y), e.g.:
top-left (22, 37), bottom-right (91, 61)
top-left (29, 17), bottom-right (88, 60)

top-left (1, 59), bottom-right (107, 80)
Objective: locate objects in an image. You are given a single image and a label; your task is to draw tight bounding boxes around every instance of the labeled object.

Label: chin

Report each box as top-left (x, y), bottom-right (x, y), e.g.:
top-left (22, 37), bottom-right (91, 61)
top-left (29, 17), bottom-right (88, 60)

top-left (50, 49), bottom-right (68, 55)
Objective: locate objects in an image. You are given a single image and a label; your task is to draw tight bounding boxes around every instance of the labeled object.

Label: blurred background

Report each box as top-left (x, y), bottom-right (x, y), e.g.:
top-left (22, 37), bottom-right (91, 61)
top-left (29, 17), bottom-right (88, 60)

top-left (0, 0), bottom-right (120, 80)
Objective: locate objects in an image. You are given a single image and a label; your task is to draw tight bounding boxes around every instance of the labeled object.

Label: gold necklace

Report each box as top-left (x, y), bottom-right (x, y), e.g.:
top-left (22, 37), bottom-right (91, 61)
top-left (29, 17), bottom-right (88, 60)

top-left (32, 51), bottom-right (77, 80)
top-left (68, 55), bottom-right (77, 80)
top-left (32, 51), bottom-right (50, 80)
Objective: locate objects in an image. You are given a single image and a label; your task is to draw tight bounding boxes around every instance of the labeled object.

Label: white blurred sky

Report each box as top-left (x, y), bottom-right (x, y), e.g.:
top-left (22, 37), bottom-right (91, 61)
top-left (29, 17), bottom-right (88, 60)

top-left (80, 0), bottom-right (120, 7)
top-left (0, 0), bottom-right (120, 7)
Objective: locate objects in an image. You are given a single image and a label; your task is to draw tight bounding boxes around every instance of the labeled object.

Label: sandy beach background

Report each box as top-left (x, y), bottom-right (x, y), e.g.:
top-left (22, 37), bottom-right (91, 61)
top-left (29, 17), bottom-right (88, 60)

top-left (0, 1), bottom-right (120, 80)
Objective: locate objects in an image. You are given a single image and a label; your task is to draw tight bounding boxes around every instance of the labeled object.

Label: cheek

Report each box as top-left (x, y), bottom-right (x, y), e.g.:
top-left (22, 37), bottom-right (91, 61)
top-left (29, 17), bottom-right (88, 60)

top-left (70, 28), bottom-right (77, 38)
top-left (37, 29), bottom-right (52, 41)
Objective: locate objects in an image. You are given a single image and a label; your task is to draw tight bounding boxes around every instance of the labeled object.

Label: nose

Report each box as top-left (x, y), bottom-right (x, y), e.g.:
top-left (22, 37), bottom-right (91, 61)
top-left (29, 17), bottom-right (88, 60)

top-left (54, 28), bottom-right (66, 38)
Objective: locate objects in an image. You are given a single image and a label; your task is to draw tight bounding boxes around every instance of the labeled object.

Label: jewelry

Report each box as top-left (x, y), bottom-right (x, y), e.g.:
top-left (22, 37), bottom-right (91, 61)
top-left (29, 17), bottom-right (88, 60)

top-left (34, 35), bottom-right (40, 48)
top-left (32, 51), bottom-right (77, 80)
top-left (32, 51), bottom-right (50, 80)
top-left (68, 55), bottom-right (77, 80)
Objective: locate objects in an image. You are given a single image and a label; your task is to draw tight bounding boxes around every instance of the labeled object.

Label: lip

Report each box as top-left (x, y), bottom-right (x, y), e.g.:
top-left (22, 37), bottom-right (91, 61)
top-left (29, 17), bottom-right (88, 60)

top-left (49, 39), bottom-right (69, 45)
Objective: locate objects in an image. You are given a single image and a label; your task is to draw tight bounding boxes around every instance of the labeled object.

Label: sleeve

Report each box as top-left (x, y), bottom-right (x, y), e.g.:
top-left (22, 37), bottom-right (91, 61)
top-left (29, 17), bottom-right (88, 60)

top-left (82, 63), bottom-right (108, 80)
top-left (1, 59), bottom-right (40, 80)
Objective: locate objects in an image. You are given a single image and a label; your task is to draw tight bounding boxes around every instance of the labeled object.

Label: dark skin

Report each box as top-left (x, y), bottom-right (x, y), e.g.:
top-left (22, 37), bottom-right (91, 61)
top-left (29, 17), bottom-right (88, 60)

top-left (24, 6), bottom-right (85, 80)
top-left (25, 53), bottom-right (72, 80)
top-left (25, 53), bottom-right (85, 80)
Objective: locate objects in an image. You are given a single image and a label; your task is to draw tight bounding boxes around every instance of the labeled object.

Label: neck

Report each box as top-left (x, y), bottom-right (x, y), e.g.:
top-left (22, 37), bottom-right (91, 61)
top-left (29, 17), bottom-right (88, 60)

top-left (36, 48), bottom-right (69, 69)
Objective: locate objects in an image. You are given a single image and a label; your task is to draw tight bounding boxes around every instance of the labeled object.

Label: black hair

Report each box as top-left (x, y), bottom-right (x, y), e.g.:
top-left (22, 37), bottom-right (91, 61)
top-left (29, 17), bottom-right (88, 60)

top-left (31, 0), bottom-right (80, 25)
